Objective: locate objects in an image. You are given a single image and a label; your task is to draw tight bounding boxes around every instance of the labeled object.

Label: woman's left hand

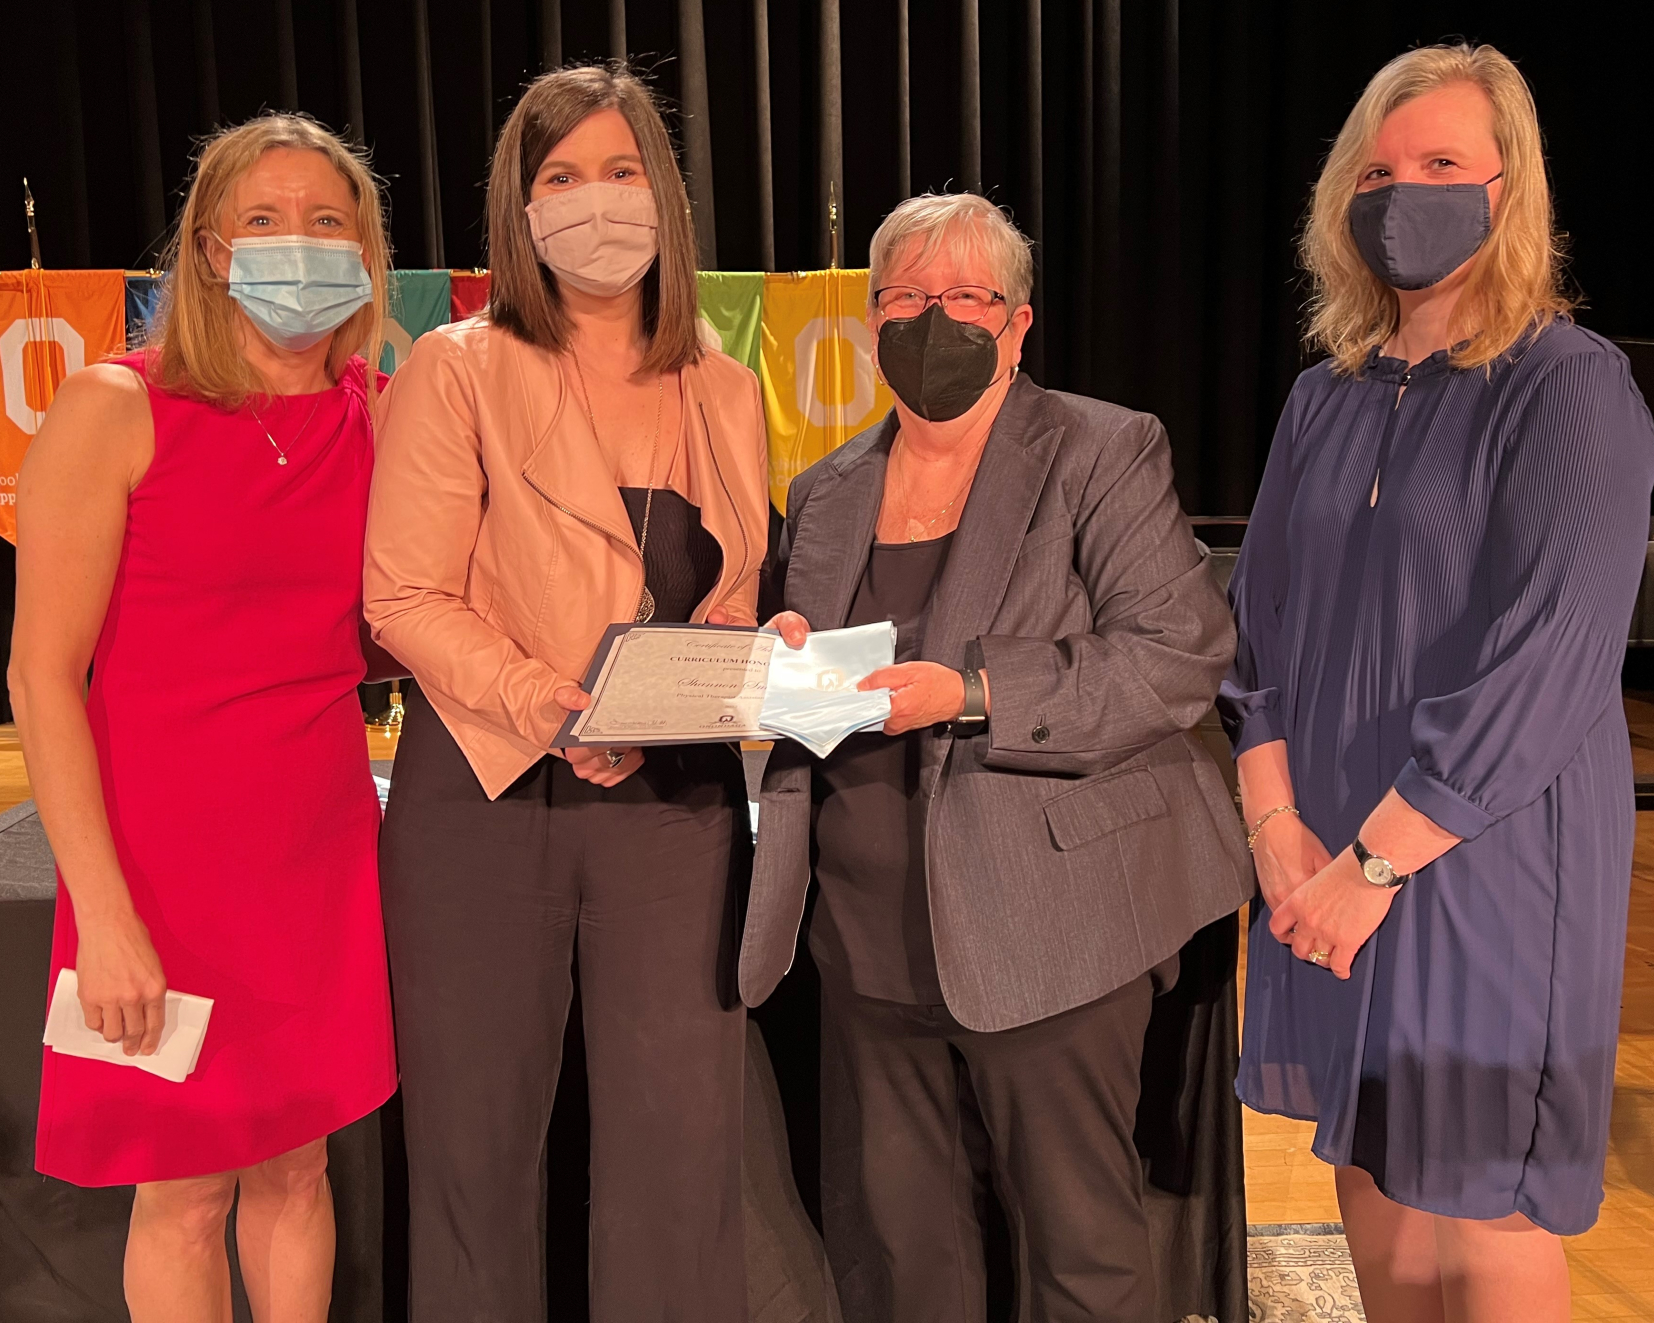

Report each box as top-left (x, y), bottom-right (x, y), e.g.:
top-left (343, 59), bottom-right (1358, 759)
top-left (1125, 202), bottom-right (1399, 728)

top-left (860, 662), bottom-right (968, 735)
top-left (1267, 849), bottom-right (1398, 980)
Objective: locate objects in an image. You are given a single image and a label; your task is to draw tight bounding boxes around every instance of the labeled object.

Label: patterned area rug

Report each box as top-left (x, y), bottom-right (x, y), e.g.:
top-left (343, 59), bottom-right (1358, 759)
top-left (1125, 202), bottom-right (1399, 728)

top-left (1247, 1223), bottom-right (1366, 1322)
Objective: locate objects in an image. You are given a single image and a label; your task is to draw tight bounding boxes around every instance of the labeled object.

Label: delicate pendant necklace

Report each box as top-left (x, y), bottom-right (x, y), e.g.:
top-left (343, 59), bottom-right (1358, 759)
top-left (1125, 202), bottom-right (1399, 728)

top-left (895, 440), bottom-right (976, 542)
top-left (248, 394), bottom-right (324, 467)
top-left (571, 354), bottom-right (666, 623)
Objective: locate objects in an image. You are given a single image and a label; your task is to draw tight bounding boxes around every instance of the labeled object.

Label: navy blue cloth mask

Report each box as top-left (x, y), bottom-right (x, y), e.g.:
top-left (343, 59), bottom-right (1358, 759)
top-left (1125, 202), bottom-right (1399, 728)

top-left (1348, 173), bottom-right (1502, 291)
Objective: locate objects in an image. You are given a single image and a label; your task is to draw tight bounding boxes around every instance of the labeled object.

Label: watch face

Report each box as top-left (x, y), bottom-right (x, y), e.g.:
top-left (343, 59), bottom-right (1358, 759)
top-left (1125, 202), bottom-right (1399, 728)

top-left (1362, 856), bottom-right (1395, 886)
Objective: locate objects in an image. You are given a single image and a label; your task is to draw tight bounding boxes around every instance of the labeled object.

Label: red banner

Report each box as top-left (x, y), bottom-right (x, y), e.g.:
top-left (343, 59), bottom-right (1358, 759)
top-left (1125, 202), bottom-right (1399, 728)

top-left (449, 272), bottom-right (491, 321)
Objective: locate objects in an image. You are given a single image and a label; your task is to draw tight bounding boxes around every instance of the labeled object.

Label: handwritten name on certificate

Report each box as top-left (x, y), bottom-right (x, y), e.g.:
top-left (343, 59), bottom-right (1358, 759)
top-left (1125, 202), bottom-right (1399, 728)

top-left (570, 627), bottom-right (778, 743)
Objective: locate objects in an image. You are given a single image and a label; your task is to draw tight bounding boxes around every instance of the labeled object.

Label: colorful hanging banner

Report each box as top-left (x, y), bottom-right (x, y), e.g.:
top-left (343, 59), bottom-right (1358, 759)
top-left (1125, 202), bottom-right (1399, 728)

top-left (450, 272), bottom-right (491, 321)
top-left (381, 270), bottom-right (452, 374)
top-left (124, 273), bottom-right (166, 347)
top-left (695, 271), bottom-right (764, 375)
top-left (0, 270), bottom-right (126, 543)
top-left (759, 269), bottom-right (893, 513)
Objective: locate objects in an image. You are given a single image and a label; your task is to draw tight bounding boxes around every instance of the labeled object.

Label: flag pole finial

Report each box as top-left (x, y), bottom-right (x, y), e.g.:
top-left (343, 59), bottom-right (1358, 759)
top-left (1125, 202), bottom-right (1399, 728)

top-left (828, 180), bottom-right (839, 270)
top-left (22, 178), bottom-right (41, 270)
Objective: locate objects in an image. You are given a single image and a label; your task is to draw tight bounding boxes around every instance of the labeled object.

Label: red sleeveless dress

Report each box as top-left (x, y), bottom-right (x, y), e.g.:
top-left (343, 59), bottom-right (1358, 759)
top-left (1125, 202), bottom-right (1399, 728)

top-left (35, 352), bottom-right (397, 1186)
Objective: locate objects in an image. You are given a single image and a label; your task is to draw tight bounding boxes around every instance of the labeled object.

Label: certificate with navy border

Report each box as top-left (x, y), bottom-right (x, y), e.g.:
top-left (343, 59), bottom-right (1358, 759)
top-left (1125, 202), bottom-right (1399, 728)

top-left (551, 622), bottom-right (777, 748)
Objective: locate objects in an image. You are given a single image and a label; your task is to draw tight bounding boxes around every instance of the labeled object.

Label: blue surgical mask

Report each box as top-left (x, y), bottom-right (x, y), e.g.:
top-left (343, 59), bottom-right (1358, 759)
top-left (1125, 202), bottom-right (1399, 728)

top-left (224, 236), bottom-right (373, 351)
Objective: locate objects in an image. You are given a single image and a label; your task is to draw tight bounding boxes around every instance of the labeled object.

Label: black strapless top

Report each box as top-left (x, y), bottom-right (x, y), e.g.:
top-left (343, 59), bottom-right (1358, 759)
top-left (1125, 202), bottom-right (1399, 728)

top-left (618, 487), bottom-right (724, 623)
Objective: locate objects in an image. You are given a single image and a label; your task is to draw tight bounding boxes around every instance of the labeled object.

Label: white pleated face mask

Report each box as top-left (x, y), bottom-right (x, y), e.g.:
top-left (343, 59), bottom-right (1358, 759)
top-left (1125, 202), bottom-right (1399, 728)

top-left (524, 183), bottom-right (660, 298)
top-left (224, 235), bottom-right (373, 351)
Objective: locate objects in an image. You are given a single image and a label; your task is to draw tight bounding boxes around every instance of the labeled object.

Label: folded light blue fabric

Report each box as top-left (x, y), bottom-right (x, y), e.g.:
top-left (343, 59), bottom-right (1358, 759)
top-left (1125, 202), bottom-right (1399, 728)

top-left (758, 622), bottom-right (895, 757)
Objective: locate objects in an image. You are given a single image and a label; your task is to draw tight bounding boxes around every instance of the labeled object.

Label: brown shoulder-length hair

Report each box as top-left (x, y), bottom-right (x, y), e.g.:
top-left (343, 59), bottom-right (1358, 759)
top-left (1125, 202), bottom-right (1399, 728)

top-left (150, 113), bottom-right (389, 406)
top-left (486, 63), bottom-right (701, 373)
top-left (1302, 43), bottom-right (1574, 374)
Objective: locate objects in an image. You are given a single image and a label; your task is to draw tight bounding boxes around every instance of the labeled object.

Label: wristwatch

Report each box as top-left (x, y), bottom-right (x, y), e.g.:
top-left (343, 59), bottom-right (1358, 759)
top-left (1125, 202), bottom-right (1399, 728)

top-left (951, 640), bottom-right (988, 734)
top-left (1351, 837), bottom-right (1409, 889)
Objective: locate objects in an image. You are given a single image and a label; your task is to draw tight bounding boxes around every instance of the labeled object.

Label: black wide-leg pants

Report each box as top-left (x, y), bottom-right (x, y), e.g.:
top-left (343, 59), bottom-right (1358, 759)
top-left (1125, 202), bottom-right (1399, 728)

top-left (819, 971), bottom-right (1158, 1323)
top-left (381, 689), bottom-right (748, 1322)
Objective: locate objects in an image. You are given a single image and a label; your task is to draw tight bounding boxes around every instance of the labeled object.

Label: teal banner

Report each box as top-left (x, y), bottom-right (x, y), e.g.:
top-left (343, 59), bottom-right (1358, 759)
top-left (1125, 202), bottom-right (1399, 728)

top-left (381, 270), bottom-right (453, 374)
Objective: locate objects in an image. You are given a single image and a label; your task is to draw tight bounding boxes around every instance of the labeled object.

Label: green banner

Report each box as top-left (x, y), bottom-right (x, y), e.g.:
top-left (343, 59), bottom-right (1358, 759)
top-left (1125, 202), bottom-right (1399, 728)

top-left (696, 271), bottom-right (765, 375)
top-left (381, 270), bottom-right (453, 374)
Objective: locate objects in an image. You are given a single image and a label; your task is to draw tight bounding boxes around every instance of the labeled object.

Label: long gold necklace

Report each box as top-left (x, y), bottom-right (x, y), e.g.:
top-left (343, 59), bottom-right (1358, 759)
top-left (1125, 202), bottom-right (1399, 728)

top-left (571, 354), bottom-right (666, 622)
top-left (894, 438), bottom-right (977, 542)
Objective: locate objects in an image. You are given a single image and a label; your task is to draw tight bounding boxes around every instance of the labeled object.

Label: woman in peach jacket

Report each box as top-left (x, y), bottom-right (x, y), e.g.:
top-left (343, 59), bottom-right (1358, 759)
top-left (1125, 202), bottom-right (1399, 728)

top-left (363, 67), bottom-right (769, 1321)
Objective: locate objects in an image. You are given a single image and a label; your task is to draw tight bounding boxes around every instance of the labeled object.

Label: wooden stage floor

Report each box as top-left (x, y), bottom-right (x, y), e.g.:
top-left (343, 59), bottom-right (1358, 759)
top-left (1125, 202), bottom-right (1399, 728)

top-left (2, 711), bottom-right (1651, 1317)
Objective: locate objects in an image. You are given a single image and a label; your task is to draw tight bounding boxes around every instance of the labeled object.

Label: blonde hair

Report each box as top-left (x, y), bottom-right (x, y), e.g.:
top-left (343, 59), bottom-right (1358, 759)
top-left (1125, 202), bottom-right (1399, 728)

top-left (868, 193), bottom-right (1035, 309)
top-left (150, 113), bottom-right (389, 406)
top-left (1303, 43), bottom-right (1573, 374)
top-left (486, 64), bottom-right (701, 373)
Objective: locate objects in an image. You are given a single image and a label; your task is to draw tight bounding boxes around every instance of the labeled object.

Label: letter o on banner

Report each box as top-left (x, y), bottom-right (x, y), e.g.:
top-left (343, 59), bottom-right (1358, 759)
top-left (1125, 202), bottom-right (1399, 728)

top-left (792, 316), bottom-right (875, 430)
top-left (1, 317), bottom-right (86, 434)
top-left (380, 317), bottom-right (415, 373)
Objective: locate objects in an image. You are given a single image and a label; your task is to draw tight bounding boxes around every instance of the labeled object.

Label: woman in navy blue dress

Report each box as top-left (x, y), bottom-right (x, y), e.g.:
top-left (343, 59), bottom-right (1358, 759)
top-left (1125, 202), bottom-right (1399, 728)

top-left (1220, 44), bottom-right (1654, 1323)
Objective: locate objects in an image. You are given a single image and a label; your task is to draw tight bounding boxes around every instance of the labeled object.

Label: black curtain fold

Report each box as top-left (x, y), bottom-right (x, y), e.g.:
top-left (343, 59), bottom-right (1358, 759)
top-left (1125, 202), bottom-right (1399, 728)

top-left (122, 0), bottom-right (166, 264)
top-left (336, 0), bottom-right (364, 143)
top-left (274, 0), bottom-right (300, 109)
top-left (51, 3), bottom-right (92, 268)
top-left (410, 0), bottom-right (444, 267)
top-left (750, 0), bottom-right (775, 269)
top-left (678, 0), bottom-right (717, 268)
top-left (5, 0), bottom-right (1654, 511)
top-left (191, 0), bottom-right (221, 129)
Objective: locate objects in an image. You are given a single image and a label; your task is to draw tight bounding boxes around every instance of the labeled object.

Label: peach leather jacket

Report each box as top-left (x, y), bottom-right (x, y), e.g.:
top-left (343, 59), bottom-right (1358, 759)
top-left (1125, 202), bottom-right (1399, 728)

top-left (363, 317), bottom-right (771, 800)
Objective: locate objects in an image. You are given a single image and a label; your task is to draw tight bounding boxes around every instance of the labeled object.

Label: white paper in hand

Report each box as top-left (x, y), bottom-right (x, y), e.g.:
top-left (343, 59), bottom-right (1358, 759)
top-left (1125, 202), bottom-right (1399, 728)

top-left (43, 968), bottom-right (213, 1084)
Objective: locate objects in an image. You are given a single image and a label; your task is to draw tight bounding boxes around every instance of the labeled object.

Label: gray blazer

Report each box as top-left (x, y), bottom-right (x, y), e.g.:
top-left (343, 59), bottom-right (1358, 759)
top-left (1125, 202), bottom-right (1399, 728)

top-left (739, 376), bottom-right (1254, 1033)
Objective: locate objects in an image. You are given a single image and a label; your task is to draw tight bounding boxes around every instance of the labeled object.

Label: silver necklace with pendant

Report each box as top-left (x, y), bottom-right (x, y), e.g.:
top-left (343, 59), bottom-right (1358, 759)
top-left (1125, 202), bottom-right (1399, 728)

top-left (248, 394), bottom-right (324, 467)
top-left (571, 355), bottom-right (666, 623)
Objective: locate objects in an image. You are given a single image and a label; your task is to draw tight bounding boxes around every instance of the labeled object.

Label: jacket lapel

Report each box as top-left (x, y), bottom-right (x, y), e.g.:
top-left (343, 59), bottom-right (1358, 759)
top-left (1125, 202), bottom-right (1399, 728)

top-left (515, 339), bottom-right (637, 547)
top-left (784, 416), bottom-right (895, 631)
top-left (680, 367), bottom-right (757, 601)
top-left (921, 375), bottom-right (1064, 668)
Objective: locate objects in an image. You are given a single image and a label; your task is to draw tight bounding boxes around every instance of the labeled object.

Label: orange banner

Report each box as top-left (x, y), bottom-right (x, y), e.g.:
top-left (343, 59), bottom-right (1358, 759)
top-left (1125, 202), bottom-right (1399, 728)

top-left (0, 270), bottom-right (127, 543)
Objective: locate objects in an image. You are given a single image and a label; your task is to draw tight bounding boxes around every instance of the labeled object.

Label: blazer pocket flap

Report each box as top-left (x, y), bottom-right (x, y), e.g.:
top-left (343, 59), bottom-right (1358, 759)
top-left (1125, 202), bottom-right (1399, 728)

top-left (1043, 770), bottom-right (1169, 851)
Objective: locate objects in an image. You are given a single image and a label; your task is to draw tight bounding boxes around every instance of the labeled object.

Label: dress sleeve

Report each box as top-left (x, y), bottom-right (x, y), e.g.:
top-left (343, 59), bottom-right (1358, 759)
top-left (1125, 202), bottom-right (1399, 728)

top-left (363, 333), bottom-right (572, 750)
top-left (1216, 386), bottom-right (1303, 756)
top-left (1392, 346), bottom-right (1654, 840)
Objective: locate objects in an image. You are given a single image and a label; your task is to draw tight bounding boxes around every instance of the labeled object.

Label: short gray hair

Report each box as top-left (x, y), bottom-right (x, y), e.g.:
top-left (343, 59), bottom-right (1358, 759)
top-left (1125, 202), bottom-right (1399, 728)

top-left (867, 193), bottom-right (1035, 310)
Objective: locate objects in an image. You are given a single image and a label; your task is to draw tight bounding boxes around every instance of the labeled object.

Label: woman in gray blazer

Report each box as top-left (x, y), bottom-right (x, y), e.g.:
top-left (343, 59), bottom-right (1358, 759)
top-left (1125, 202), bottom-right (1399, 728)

top-left (742, 193), bottom-right (1253, 1323)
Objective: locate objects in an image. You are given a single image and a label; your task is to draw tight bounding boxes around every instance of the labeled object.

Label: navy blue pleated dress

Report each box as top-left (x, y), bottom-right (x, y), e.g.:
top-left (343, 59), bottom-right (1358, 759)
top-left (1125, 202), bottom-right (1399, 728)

top-left (1219, 320), bottom-right (1654, 1235)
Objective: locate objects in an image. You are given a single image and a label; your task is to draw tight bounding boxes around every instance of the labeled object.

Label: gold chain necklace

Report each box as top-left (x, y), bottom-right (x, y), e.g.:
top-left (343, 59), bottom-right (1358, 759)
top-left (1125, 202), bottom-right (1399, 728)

top-left (570, 353), bottom-right (666, 623)
top-left (247, 393), bottom-right (324, 467)
top-left (894, 438), bottom-right (977, 542)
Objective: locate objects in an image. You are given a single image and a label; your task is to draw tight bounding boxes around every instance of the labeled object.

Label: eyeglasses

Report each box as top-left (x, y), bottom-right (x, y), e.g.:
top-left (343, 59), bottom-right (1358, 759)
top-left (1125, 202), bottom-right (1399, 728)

top-left (873, 284), bottom-right (1007, 324)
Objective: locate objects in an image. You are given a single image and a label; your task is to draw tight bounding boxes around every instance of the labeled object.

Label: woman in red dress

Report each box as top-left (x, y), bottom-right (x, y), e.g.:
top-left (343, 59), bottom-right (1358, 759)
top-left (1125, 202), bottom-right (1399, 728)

top-left (12, 115), bottom-right (397, 1322)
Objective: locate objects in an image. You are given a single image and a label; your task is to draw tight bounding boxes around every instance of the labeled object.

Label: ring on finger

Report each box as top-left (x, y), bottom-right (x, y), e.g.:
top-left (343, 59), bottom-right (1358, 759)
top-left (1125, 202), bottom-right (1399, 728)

top-left (1308, 949), bottom-right (1331, 965)
top-left (605, 749), bottom-right (625, 769)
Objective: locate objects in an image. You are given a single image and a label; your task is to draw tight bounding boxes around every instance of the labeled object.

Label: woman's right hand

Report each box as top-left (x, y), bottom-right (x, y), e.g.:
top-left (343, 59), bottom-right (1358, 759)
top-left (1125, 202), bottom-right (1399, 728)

top-left (764, 612), bottom-right (812, 649)
top-left (551, 683), bottom-right (643, 785)
top-left (75, 907), bottom-right (167, 1056)
top-left (1251, 811), bottom-right (1334, 913)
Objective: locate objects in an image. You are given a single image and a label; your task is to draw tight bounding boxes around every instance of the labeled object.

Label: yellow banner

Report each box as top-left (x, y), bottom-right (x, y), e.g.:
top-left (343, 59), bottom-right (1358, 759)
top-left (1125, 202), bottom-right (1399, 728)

top-left (759, 269), bottom-right (893, 513)
top-left (0, 270), bottom-right (127, 543)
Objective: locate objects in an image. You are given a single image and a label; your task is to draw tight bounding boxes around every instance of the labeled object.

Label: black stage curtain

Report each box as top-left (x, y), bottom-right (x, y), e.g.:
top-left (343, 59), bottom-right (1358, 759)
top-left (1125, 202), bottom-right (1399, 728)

top-left (3, 2), bottom-right (1652, 514)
